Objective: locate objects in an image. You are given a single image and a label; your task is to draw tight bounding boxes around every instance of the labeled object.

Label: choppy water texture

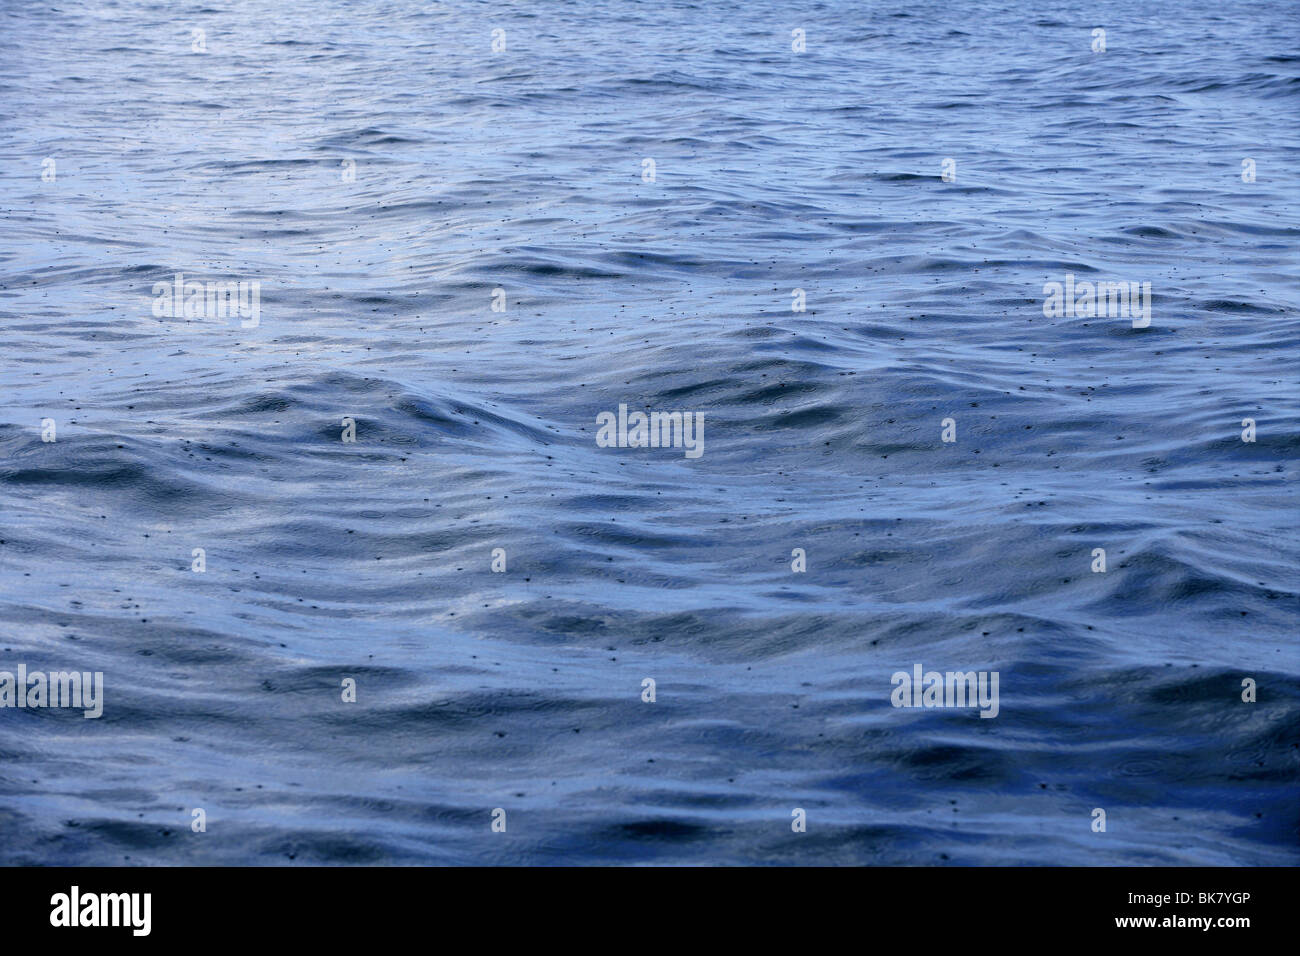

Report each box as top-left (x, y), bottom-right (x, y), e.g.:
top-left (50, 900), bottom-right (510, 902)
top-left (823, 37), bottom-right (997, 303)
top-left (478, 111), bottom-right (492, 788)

top-left (1, 0), bottom-right (1297, 866)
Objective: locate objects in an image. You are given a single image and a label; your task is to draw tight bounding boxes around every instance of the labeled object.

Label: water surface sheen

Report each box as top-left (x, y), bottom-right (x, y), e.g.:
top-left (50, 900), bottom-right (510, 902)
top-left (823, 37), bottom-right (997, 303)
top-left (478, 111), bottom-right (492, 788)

top-left (0, 0), bottom-right (1297, 865)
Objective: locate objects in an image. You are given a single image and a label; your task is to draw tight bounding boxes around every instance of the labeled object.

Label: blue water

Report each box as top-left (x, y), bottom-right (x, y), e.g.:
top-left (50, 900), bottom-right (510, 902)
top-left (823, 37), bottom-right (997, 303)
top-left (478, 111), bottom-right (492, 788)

top-left (0, 0), bottom-right (1297, 865)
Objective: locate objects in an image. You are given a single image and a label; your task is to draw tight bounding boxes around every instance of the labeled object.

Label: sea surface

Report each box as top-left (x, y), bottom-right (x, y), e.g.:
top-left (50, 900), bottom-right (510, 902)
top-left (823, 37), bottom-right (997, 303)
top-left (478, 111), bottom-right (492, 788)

top-left (0, 0), bottom-right (1297, 865)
